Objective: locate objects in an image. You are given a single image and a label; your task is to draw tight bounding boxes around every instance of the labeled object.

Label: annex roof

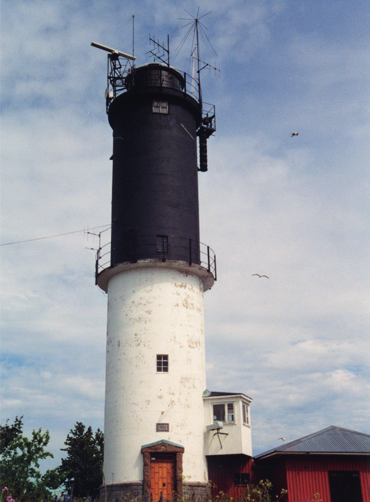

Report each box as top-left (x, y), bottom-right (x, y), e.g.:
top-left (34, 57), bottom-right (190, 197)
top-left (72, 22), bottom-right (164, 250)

top-left (203, 390), bottom-right (253, 401)
top-left (255, 426), bottom-right (370, 460)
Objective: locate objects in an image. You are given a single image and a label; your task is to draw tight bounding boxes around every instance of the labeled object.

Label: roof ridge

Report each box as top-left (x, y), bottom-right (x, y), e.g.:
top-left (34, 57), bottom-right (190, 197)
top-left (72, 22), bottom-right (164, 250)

top-left (254, 425), bottom-right (370, 459)
top-left (281, 425), bottom-right (370, 449)
top-left (327, 425), bottom-right (370, 437)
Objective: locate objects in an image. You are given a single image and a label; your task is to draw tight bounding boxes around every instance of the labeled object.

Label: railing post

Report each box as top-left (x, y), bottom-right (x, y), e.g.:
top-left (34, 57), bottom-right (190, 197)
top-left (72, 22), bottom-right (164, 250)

top-left (189, 238), bottom-right (192, 265)
top-left (207, 246), bottom-right (210, 272)
top-left (95, 251), bottom-right (99, 285)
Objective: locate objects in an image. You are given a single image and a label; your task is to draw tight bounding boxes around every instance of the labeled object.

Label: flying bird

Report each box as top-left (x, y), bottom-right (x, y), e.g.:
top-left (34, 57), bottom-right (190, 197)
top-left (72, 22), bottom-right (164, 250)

top-left (291, 132), bottom-right (299, 137)
top-left (278, 437), bottom-right (286, 441)
top-left (252, 274), bottom-right (269, 279)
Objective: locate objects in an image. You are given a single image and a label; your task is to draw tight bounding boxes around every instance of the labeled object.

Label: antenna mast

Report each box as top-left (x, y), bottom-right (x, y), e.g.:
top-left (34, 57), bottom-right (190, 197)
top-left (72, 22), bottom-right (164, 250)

top-left (177, 10), bottom-right (218, 172)
top-left (195, 17), bottom-right (202, 106)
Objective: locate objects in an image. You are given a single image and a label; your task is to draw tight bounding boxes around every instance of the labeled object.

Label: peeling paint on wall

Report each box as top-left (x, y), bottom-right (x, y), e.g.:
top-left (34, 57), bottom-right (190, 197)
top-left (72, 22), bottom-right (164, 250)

top-left (104, 267), bottom-right (207, 484)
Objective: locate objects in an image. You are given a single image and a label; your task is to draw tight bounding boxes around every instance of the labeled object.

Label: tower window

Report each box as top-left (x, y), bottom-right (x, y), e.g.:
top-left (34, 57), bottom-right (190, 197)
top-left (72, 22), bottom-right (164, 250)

top-left (213, 402), bottom-right (235, 423)
top-left (157, 354), bottom-right (169, 372)
top-left (152, 100), bottom-right (168, 114)
top-left (156, 235), bottom-right (168, 254)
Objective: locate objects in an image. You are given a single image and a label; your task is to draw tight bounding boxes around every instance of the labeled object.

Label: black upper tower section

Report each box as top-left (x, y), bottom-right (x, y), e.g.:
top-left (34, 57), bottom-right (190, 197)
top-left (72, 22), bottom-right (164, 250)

top-left (108, 63), bottom-right (204, 267)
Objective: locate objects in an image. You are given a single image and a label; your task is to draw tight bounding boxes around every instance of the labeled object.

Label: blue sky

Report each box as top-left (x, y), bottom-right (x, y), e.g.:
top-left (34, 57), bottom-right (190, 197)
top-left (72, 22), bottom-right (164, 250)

top-left (1, 0), bottom-right (369, 471)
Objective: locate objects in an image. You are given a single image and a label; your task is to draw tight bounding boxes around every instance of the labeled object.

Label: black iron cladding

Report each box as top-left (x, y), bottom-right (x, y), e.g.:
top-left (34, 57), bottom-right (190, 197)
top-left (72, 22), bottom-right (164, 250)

top-left (108, 74), bottom-right (201, 267)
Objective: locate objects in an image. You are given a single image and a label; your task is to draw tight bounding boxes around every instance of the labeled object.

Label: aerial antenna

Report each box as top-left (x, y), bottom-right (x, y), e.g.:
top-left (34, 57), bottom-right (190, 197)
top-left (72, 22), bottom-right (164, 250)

top-left (177, 9), bottom-right (219, 107)
top-left (132, 15), bottom-right (135, 58)
top-left (147, 35), bottom-right (170, 66)
top-left (176, 9), bottom-right (218, 172)
top-left (191, 45), bottom-right (197, 97)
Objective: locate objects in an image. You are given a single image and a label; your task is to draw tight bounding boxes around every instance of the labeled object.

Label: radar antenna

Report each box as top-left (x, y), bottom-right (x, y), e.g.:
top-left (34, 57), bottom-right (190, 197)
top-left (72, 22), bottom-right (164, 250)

top-left (91, 42), bottom-right (136, 61)
top-left (91, 41), bottom-right (136, 113)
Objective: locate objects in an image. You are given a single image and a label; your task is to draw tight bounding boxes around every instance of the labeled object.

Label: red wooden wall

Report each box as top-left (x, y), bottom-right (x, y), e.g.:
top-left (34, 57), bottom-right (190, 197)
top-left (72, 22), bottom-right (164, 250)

top-left (207, 454), bottom-right (253, 499)
top-left (282, 455), bottom-right (369, 502)
top-left (209, 454), bottom-right (369, 501)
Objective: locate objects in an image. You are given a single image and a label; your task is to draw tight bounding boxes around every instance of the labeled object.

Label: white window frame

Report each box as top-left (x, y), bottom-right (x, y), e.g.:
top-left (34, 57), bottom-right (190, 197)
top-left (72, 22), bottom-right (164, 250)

top-left (156, 354), bottom-right (169, 373)
top-left (213, 402), bottom-right (235, 424)
top-left (152, 100), bottom-right (169, 114)
top-left (242, 402), bottom-right (250, 425)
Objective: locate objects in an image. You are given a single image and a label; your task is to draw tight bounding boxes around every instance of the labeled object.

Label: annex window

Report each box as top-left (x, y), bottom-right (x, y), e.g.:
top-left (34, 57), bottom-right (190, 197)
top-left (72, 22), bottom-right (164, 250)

top-left (157, 354), bottom-right (168, 373)
top-left (234, 473), bottom-right (250, 487)
top-left (152, 100), bottom-right (169, 114)
top-left (227, 403), bottom-right (234, 422)
top-left (242, 402), bottom-right (249, 425)
top-left (213, 404), bottom-right (225, 422)
top-left (213, 402), bottom-right (235, 423)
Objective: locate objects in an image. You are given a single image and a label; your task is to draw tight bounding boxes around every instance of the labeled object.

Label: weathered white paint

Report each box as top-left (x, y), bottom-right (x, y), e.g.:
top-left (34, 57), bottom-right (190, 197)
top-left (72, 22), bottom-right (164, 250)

top-left (203, 394), bottom-right (253, 456)
top-left (103, 264), bottom-right (209, 485)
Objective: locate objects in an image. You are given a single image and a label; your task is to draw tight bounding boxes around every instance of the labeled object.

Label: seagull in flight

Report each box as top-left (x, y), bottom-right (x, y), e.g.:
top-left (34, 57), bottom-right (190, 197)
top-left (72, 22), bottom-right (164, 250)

top-left (278, 437), bottom-right (286, 441)
top-left (252, 274), bottom-right (269, 279)
top-left (291, 132), bottom-right (299, 137)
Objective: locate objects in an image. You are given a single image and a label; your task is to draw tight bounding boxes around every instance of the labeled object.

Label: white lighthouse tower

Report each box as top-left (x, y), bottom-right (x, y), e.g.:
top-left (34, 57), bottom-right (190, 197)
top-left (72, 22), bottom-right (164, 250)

top-left (93, 38), bottom-right (216, 500)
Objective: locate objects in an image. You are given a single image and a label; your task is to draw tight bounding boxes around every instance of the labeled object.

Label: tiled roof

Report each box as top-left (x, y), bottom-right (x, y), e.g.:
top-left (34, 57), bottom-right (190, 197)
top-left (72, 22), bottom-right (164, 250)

top-left (255, 426), bottom-right (370, 459)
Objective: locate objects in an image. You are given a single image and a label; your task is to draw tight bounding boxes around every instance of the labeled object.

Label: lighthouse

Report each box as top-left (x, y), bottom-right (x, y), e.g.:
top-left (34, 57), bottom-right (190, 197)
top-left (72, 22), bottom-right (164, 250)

top-left (93, 38), bottom-right (216, 500)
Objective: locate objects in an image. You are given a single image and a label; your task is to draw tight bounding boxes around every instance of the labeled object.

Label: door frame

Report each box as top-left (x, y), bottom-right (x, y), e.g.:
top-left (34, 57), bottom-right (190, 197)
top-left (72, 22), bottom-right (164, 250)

top-left (141, 440), bottom-right (184, 498)
top-left (328, 470), bottom-right (363, 502)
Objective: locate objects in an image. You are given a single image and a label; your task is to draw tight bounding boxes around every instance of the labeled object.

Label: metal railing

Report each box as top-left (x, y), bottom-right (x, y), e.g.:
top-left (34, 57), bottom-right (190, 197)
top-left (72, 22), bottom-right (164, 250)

top-left (95, 233), bottom-right (216, 284)
top-left (105, 56), bottom-right (203, 111)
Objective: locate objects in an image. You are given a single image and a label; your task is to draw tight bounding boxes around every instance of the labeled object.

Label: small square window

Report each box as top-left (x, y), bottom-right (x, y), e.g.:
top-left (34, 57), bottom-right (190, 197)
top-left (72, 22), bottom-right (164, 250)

top-left (157, 354), bottom-right (168, 372)
top-left (152, 100), bottom-right (168, 114)
top-left (234, 473), bottom-right (250, 486)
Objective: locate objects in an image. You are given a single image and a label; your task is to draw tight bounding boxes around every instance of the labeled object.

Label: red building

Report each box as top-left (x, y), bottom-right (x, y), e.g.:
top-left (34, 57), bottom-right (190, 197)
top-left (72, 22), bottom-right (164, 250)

top-left (207, 454), bottom-right (254, 499)
top-left (254, 426), bottom-right (369, 502)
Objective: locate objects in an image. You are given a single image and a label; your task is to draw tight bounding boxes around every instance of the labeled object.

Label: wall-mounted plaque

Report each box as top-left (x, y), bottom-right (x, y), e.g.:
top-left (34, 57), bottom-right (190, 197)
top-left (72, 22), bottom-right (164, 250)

top-left (156, 423), bottom-right (170, 432)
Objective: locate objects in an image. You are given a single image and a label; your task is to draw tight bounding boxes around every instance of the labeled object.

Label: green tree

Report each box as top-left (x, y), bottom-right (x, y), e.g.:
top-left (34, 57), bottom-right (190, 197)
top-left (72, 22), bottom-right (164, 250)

top-left (0, 416), bottom-right (62, 502)
top-left (0, 416), bottom-right (23, 450)
top-left (59, 421), bottom-right (104, 498)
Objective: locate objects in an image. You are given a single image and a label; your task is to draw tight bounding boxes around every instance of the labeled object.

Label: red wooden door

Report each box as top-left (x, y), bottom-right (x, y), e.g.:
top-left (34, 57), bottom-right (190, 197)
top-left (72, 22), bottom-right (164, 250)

top-left (150, 456), bottom-right (175, 502)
